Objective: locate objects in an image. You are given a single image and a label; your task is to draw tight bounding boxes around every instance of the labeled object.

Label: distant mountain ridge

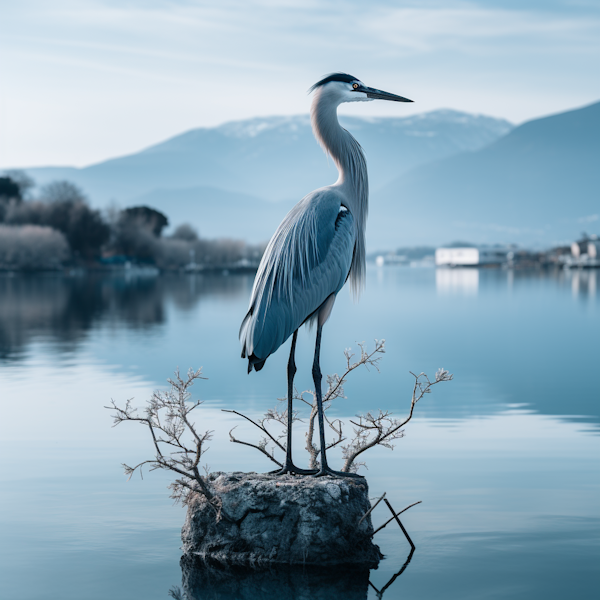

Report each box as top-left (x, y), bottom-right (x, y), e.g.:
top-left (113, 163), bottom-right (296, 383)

top-left (370, 100), bottom-right (600, 247)
top-left (15, 103), bottom-right (600, 247)
top-left (19, 110), bottom-right (513, 240)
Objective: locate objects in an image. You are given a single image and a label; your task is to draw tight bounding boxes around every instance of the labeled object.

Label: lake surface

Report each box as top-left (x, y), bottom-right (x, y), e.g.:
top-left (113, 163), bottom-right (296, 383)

top-left (0, 267), bottom-right (598, 599)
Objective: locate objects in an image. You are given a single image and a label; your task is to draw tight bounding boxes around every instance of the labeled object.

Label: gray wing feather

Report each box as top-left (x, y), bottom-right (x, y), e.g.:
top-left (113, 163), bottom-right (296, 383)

top-left (240, 187), bottom-right (355, 365)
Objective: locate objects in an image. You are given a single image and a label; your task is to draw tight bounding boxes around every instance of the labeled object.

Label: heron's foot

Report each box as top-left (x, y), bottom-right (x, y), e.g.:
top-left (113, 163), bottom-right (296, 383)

top-left (314, 466), bottom-right (365, 478)
top-left (268, 463), bottom-right (319, 476)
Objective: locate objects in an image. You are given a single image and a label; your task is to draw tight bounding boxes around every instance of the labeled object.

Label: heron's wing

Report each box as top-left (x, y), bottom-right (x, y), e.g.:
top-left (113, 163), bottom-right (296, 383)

top-left (240, 188), bottom-right (355, 365)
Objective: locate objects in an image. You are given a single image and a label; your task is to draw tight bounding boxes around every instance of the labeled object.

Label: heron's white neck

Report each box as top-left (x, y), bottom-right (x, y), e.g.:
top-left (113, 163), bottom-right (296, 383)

top-left (310, 87), bottom-right (368, 295)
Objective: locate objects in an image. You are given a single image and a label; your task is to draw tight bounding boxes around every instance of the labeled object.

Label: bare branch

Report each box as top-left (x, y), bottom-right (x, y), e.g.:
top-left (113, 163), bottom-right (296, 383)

top-left (215, 342), bottom-right (450, 478)
top-left (221, 409), bottom-right (286, 452)
top-left (303, 340), bottom-right (386, 469)
top-left (358, 492), bottom-right (386, 527)
top-left (371, 501), bottom-right (422, 536)
top-left (228, 427), bottom-right (283, 467)
top-left (341, 368), bottom-right (453, 472)
top-left (106, 368), bottom-right (229, 519)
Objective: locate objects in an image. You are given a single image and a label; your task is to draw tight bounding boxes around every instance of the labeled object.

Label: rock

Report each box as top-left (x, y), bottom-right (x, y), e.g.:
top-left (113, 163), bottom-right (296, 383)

top-left (181, 472), bottom-right (382, 567)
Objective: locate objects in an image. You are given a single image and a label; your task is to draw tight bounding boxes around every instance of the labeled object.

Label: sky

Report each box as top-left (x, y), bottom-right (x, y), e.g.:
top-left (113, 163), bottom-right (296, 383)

top-left (1, 0), bottom-right (599, 168)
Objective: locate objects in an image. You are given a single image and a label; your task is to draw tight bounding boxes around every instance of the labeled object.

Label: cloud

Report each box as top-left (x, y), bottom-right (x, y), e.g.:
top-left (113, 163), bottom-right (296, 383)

top-left (579, 214), bottom-right (599, 223)
top-left (2, 0), bottom-right (599, 166)
top-left (452, 221), bottom-right (549, 236)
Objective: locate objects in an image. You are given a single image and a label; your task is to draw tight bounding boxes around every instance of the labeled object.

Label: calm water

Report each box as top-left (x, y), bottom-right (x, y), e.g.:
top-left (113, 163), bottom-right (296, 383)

top-left (0, 267), bottom-right (598, 599)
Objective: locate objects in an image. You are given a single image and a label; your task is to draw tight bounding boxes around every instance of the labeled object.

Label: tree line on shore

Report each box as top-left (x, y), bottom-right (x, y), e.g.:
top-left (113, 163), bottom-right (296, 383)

top-left (0, 172), bottom-right (265, 271)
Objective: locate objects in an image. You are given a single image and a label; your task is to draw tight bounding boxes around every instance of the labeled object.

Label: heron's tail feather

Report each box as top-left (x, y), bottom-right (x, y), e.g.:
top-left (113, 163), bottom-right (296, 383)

top-left (247, 354), bottom-right (267, 373)
top-left (239, 306), bottom-right (254, 359)
top-left (240, 305), bottom-right (268, 372)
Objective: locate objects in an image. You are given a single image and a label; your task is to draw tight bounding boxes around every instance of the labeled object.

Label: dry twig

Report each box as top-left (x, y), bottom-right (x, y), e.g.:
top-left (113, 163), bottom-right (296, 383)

top-left (222, 339), bottom-right (452, 475)
top-left (106, 368), bottom-right (229, 519)
top-left (302, 340), bottom-right (385, 469)
top-left (341, 368), bottom-right (453, 472)
top-left (371, 500), bottom-right (422, 536)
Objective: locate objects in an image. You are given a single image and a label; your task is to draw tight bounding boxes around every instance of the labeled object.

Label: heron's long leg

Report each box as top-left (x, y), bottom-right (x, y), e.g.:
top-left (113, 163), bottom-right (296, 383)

top-left (313, 324), bottom-right (328, 469)
top-left (270, 330), bottom-right (317, 476)
top-left (313, 325), bottom-right (363, 479)
top-left (285, 329), bottom-right (298, 463)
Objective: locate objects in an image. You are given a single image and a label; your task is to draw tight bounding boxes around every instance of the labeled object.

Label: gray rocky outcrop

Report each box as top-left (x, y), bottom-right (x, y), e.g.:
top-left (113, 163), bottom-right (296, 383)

top-left (181, 472), bottom-right (382, 567)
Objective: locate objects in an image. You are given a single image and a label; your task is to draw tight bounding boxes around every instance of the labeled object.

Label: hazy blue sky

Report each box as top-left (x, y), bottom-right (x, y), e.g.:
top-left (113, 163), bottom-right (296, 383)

top-left (1, 0), bottom-right (599, 167)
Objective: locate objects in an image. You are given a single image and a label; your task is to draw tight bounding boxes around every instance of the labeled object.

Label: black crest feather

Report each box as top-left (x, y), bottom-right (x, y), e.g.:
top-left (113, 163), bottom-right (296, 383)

top-left (308, 72), bottom-right (358, 93)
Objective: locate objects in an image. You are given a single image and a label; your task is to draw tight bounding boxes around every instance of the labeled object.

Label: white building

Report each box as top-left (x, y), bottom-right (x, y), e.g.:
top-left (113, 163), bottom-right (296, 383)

top-left (435, 246), bottom-right (509, 267)
top-left (569, 235), bottom-right (600, 268)
top-left (571, 237), bottom-right (599, 259)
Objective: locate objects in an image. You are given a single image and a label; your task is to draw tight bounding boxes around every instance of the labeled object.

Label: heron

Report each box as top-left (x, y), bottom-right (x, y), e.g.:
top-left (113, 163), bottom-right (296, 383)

top-left (240, 73), bottom-right (412, 477)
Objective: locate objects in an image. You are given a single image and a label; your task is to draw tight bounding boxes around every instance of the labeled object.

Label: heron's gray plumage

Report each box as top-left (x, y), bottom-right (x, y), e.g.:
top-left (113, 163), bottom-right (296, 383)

top-left (240, 189), bottom-right (355, 370)
top-left (240, 82), bottom-right (367, 372)
top-left (240, 74), bottom-right (411, 374)
top-left (238, 73), bottom-right (412, 476)
top-left (310, 81), bottom-right (368, 297)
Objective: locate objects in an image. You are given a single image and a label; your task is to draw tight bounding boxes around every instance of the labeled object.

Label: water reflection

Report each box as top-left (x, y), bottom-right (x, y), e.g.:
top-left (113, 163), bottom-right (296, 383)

top-left (2, 268), bottom-right (597, 362)
top-left (177, 557), bottom-right (371, 600)
top-left (434, 265), bottom-right (600, 300)
top-left (0, 272), bottom-right (250, 359)
top-left (368, 547), bottom-right (415, 599)
top-left (174, 544), bottom-right (418, 600)
top-left (435, 268), bottom-right (479, 295)
top-left (570, 269), bottom-right (597, 299)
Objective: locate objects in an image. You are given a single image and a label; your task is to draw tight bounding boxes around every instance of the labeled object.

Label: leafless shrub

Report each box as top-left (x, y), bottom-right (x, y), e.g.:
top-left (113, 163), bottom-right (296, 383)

top-left (194, 237), bottom-right (246, 267)
top-left (157, 237), bottom-right (193, 269)
top-left (302, 340), bottom-right (386, 469)
top-left (0, 224), bottom-right (69, 270)
top-left (171, 223), bottom-right (199, 242)
top-left (39, 180), bottom-right (87, 204)
top-left (153, 235), bottom-right (266, 270)
top-left (225, 341), bottom-right (453, 473)
top-left (341, 368), bottom-right (453, 472)
top-left (152, 230), bottom-right (266, 270)
top-left (5, 183), bottom-right (109, 258)
top-left (222, 400), bottom-right (308, 469)
top-left (106, 368), bottom-right (229, 519)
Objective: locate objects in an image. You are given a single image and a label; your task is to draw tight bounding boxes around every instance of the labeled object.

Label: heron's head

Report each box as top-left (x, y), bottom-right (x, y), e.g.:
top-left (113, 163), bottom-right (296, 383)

top-left (308, 73), bottom-right (412, 105)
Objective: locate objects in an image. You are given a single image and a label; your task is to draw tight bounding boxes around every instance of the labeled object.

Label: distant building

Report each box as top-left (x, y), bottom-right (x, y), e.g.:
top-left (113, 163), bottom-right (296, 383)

top-left (372, 247), bottom-right (436, 268)
top-left (571, 235), bottom-right (599, 259)
top-left (375, 254), bottom-right (408, 267)
top-left (435, 246), bottom-right (509, 267)
top-left (568, 234), bottom-right (600, 268)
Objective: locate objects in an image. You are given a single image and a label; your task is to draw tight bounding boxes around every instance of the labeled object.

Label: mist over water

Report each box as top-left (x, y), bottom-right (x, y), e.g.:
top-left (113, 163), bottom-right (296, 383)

top-left (0, 267), bottom-right (598, 599)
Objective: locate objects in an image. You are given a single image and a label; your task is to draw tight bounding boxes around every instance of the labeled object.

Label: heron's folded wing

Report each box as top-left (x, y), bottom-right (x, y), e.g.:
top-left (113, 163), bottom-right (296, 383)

top-left (241, 190), bottom-right (355, 361)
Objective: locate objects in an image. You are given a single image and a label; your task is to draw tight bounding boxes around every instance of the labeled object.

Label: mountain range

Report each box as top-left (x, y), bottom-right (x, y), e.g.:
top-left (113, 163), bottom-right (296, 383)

top-left (371, 100), bottom-right (600, 247)
top-left (21, 110), bottom-right (512, 243)
top-left (18, 102), bottom-right (599, 247)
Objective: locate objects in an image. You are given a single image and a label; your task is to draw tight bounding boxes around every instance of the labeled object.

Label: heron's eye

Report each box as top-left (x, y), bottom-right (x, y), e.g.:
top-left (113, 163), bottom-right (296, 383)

top-left (352, 83), bottom-right (359, 90)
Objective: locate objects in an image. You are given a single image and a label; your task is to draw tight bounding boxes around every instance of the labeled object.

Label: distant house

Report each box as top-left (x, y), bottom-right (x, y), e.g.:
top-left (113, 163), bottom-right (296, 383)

top-left (435, 246), bottom-right (509, 267)
top-left (375, 254), bottom-right (408, 267)
top-left (569, 235), bottom-right (600, 268)
top-left (571, 235), bottom-right (599, 259)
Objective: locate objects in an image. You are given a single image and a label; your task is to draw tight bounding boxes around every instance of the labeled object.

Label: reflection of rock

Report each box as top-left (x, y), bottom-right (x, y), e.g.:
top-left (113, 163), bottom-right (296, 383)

top-left (180, 555), bottom-right (370, 600)
top-left (182, 472), bottom-right (381, 567)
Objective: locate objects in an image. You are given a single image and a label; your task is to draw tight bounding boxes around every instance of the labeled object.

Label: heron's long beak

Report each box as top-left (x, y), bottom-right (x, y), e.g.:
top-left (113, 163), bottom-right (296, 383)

top-left (358, 85), bottom-right (413, 103)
